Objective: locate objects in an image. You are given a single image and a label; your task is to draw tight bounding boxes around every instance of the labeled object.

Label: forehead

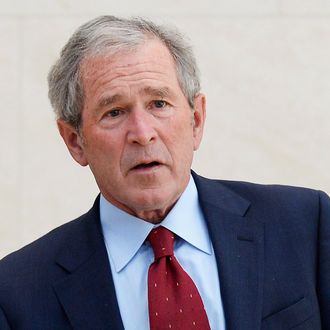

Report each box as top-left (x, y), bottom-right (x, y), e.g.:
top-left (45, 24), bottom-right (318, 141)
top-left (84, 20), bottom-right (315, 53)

top-left (80, 39), bottom-right (181, 98)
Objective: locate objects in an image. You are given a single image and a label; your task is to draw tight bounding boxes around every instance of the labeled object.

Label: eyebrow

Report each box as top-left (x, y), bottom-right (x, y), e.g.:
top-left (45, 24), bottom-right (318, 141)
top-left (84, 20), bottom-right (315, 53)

top-left (96, 86), bottom-right (173, 110)
top-left (98, 94), bottom-right (123, 109)
top-left (141, 86), bottom-right (172, 99)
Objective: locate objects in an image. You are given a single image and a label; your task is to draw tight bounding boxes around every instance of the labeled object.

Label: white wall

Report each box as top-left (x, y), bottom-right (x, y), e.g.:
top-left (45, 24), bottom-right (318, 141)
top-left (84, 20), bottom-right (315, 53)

top-left (1, 0), bottom-right (329, 258)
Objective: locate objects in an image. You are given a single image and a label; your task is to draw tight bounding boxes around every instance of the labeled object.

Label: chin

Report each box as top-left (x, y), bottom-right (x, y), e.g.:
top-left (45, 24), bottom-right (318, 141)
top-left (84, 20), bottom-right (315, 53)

top-left (131, 187), bottom-right (181, 212)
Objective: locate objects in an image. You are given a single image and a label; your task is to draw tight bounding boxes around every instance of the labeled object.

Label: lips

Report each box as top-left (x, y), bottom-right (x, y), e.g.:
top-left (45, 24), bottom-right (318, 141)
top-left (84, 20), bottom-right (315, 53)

top-left (132, 161), bottom-right (161, 170)
top-left (123, 147), bottom-right (169, 174)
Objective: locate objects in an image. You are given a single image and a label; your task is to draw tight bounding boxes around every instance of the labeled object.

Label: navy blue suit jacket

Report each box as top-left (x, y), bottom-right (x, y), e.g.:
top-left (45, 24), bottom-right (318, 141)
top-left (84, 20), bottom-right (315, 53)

top-left (0, 173), bottom-right (329, 329)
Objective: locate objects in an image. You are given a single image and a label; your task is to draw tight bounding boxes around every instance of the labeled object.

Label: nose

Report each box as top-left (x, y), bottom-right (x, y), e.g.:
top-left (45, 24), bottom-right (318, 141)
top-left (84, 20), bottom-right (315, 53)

top-left (127, 109), bottom-right (157, 145)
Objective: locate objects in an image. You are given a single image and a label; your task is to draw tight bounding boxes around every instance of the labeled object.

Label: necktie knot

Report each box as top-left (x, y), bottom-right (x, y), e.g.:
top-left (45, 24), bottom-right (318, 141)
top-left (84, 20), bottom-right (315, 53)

top-left (147, 227), bottom-right (175, 260)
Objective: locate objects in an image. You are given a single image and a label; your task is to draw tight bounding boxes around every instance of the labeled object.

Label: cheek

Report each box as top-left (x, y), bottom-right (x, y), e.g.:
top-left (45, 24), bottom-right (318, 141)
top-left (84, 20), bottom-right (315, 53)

top-left (84, 132), bottom-right (122, 168)
top-left (175, 115), bottom-right (195, 143)
top-left (166, 118), bottom-right (195, 161)
top-left (169, 111), bottom-right (194, 137)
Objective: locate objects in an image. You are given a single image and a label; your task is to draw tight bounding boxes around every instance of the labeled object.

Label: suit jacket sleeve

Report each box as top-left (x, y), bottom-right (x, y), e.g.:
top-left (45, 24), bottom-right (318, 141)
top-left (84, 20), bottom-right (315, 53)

top-left (0, 305), bottom-right (11, 330)
top-left (318, 190), bottom-right (330, 329)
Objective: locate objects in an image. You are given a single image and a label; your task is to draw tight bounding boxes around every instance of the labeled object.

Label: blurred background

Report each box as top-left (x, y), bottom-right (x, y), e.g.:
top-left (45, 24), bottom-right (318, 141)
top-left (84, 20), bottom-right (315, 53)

top-left (1, 0), bottom-right (329, 258)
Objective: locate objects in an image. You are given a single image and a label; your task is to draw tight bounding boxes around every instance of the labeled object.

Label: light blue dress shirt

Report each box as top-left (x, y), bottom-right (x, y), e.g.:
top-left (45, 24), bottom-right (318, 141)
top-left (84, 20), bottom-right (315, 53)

top-left (100, 176), bottom-right (226, 330)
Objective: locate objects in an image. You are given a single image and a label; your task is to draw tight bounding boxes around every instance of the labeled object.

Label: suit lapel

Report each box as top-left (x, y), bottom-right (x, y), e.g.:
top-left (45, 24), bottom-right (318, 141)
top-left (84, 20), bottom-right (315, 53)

top-left (53, 198), bottom-right (124, 330)
top-left (193, 173), bottom-right (264, 330)
top-left (51, 174), bottom-right (264, 330)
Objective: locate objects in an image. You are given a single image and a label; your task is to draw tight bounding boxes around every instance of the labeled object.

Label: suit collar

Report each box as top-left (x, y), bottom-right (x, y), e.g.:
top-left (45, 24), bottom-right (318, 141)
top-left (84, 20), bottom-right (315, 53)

top-left (192, 171), bottom-right (251, 216)
top-left (193, 172), bottom-right (264, 330)
top-left (53, 196), bottom-right (124, 330)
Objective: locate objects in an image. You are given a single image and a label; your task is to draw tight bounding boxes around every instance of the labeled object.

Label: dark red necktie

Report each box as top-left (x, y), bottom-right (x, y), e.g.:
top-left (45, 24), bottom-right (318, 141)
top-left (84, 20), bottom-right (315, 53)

top-left (147, 226), bottom-right (211, 330)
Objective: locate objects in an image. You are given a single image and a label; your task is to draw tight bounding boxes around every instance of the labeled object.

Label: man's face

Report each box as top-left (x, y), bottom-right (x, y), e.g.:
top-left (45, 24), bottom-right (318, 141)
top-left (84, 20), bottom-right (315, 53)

top-left (58, 39), bottom-right (205, 222)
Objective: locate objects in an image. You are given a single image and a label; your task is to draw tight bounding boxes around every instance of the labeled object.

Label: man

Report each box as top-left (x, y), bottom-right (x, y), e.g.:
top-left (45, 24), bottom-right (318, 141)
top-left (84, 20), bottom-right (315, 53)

top-left (0, 15), bottom-right (329, 330)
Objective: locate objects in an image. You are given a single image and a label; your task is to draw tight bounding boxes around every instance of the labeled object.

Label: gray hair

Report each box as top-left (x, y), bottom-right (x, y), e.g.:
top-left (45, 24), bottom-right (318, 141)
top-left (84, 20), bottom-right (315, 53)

top-left (48, 15), bottom-right (201, 130)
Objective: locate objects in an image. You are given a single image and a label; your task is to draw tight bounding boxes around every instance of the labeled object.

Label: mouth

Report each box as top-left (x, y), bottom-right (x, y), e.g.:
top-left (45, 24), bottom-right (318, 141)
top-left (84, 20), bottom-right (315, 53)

top-left (131, 161), bottom-right (162, 171)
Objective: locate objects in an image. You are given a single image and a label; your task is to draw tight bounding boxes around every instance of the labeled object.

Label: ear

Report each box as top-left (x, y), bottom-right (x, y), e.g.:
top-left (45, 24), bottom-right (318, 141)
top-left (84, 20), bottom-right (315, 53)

top-left (57, 119), bottom-right (89, 166)
top-left (192, 93), bottom-right (206, 151)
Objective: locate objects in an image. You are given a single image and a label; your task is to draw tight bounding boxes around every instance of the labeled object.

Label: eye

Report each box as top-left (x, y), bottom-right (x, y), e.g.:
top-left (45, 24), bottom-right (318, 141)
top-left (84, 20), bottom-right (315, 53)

top-left (106, 109), bottom-right (122, 118)
top-left (153, 100), bottom-right (167, 108)
top-left (149, 99), bottom-right (173, 118)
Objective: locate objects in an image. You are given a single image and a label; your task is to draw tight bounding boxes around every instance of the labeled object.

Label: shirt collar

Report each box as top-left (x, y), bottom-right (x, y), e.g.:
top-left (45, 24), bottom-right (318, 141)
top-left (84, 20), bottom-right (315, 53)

top-left (100, 175), bottom-right (212, 273)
